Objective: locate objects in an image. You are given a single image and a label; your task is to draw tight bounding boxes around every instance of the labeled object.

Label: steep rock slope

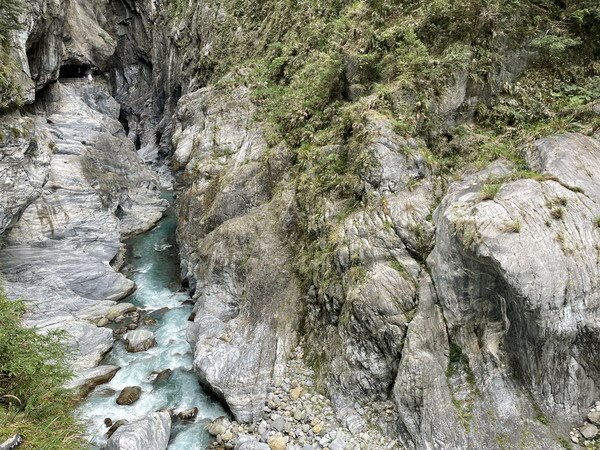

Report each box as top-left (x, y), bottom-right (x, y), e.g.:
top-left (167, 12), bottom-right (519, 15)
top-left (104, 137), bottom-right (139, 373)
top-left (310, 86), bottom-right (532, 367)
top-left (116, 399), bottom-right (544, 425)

top-left (174, 86), bottom-right (302, 421)
top-left (164, 1), bottom-right (600, 448)
top-left (0, 0), bottom-right (166, 371)
top-left (408, 132), bottom-right (600, 449)
top-left (0, 80), bottom-right (165, 370)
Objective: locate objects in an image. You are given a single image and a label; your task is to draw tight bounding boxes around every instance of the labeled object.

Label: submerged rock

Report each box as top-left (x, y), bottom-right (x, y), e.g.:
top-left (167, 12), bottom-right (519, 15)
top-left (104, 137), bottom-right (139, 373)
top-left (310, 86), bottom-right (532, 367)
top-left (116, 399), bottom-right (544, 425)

top-left (106, 419), bottom-right (128, 438)
top-left (116, 386), bottom-right (142, 406)
top-left (106, 411), bottom-right (171, 450)
top-left (149, 368), bottom-right (173, 383)
top-left (176, 407), bottom-right (199, 421)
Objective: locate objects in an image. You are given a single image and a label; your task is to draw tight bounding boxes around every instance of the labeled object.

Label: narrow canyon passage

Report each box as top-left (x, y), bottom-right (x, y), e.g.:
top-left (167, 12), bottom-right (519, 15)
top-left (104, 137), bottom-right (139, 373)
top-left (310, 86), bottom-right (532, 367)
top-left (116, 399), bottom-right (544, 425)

top-left (79, 198), bottom-right (226, 449)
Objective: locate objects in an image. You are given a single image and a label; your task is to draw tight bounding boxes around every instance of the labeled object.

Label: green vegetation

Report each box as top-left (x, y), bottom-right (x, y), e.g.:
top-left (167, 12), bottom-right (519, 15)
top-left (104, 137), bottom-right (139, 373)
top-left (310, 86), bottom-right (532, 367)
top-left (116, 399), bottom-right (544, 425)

top-left (502, 219), bottom-right (522, 234)
top-left (546, 197), bottom-right (568, 220)
top-left (0, 286), bottom-right (83, 449)
top-left (558, 436), bottom-right (573, 450)
top-left (167, 4), bottom-right (600, 382)
top-left (447, 341), bottom-right (475, 384)
top-left (532, 403), bottom-right (549, 425)
top-left (480, 183), bottom-right (502, 201)
top-left (0, 0), bottom-right (25, 109)
top-left (166, 0), bottom-right (600, 291)
top-left (446, 341), bottom-right (480, 431)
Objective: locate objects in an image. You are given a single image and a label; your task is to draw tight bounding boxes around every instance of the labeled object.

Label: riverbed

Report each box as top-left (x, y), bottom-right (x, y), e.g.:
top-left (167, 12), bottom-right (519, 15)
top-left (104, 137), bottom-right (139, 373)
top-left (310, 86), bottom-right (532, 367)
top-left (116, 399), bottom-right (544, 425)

top-left (78, 196), bottom-right (226, 449)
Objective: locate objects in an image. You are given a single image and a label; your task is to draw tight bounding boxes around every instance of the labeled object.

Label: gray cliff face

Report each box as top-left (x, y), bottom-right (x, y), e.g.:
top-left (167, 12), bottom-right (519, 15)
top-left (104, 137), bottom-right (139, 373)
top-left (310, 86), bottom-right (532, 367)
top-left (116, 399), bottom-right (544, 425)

top-left (0, 115), bottom-right (52, 234)
top-left (0, 0), bottom-right (166, 371)
top-left (0, 80), bottom-right (165, 370)
top-left (173, 86), bottom-right (302, 422)
top-left (413, 132), bottom-right (600, 449)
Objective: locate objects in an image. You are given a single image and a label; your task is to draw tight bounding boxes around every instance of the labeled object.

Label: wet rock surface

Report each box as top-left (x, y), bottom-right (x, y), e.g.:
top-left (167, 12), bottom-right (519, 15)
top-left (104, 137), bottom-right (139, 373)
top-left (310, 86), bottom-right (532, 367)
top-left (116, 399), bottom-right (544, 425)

top-left (106, 411), bottom-right (171, 450)
top-left (116, 386), bottom-right (142, 406)
top-left (65, 365), bottom-right (121, 396)
top-left (124, 329), bottom-right (157, 353)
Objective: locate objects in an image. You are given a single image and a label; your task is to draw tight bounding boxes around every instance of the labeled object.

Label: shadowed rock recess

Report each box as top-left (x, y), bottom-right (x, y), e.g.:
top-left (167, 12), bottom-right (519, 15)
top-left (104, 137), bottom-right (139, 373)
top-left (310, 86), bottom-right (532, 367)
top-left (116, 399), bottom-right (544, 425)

top-left (1, 0), bottom-right (599, 448)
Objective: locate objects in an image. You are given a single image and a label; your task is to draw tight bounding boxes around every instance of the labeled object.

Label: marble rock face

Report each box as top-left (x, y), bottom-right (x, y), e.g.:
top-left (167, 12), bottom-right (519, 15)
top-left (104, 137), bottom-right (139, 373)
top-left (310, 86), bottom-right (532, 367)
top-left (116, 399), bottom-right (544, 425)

top-left (0, 81), bottom-right (165, 371)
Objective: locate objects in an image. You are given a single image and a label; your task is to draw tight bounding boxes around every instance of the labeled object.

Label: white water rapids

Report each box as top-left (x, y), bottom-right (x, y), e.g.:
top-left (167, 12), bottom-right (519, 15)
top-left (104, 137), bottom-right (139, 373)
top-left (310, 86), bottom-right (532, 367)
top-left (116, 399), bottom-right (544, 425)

top-left (79, 198), bottom-right (226, 448)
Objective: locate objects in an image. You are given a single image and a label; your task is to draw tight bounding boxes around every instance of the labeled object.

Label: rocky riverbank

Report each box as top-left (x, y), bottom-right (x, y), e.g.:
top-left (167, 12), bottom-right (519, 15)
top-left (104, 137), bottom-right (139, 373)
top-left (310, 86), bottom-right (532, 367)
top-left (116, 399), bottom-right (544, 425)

top-left (0, 79), bottom-right (166, 372)
top-left (570, 402), bottom-right (600, 448)
top-left (205, 345), bottom-right (400, 450)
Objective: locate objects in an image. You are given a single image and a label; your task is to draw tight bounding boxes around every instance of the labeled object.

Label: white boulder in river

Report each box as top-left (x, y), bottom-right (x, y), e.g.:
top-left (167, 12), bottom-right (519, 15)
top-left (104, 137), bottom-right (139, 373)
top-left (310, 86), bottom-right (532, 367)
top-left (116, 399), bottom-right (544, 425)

top-left (106, 411), bottom-right (171, 450)
top-left (125, 330), bottom-right (157, 353)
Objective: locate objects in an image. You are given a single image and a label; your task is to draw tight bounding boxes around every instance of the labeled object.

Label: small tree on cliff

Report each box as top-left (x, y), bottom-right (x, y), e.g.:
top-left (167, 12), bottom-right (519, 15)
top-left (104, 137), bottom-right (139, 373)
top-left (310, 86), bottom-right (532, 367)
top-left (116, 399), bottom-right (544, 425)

top-left (0, 0), bottom-right (24, 49)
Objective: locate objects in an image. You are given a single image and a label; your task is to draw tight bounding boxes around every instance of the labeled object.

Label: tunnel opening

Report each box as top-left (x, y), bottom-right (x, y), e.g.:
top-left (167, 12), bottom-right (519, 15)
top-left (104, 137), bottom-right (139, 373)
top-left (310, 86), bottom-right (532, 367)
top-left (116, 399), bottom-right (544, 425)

top-left (59, 64), bottom-right (92, 79)
top-left (118, 109), bottom-right (130, 135)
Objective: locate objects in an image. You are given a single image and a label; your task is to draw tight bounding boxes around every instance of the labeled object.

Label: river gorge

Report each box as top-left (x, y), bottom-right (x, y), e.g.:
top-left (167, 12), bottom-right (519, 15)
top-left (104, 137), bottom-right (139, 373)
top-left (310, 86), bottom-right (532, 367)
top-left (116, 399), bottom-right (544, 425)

top-left (78, 196), bottom-right (226, 449)
top-left (1, 0), bottom-right (600, 449)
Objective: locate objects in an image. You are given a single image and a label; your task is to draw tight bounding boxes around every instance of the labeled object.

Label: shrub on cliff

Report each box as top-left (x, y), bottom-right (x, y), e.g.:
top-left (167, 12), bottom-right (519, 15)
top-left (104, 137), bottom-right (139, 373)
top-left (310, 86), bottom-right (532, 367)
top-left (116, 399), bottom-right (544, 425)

top-left (0, 286), bottom-right (84, 449)
top-left (0, 0), bottom-right (24, 110)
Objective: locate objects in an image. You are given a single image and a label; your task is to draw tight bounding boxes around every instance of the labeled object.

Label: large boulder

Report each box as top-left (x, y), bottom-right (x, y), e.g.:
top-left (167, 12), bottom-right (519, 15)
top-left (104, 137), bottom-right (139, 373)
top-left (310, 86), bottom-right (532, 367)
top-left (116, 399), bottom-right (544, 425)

top-left (116, 386), bottom-right (142, 406)
top-left (106, 411), bottom-right (171, 450)
top-left (125, 330), bottom-right (156, 353)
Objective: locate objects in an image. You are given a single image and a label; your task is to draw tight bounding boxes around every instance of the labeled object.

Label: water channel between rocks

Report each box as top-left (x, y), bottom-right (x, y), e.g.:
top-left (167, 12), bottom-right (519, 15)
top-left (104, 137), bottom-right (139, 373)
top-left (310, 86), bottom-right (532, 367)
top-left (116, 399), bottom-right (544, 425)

top-left (78, 194), bottom-right (226, 449)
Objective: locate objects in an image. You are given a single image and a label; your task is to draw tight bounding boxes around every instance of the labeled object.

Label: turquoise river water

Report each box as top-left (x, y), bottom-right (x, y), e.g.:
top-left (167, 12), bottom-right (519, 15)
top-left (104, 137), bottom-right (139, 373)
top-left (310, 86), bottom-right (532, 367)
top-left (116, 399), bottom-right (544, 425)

top-left (79, 198), bottom-right (226, 449)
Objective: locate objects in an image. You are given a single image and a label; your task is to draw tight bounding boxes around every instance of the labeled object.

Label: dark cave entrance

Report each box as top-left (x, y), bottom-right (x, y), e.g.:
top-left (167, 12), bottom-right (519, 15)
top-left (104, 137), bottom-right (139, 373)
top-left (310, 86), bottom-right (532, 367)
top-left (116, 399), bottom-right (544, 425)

top-left (59, 64), bottom-right (92, 79)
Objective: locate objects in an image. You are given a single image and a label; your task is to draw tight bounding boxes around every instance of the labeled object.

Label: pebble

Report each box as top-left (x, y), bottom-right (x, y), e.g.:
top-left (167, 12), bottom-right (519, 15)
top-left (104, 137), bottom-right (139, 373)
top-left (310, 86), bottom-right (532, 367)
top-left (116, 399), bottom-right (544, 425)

top-left (294, 410), bottom-right (306, 421)
top-left (272, 415), bottom-right (285, 432)
top-left (207, 344), bottom-right (400, 450)
top-left (221, 431), bottom-right (233, 442)
top-left (290, 386), bottom-right (303, 400)
top-left (329, 438), bottom-right (346, 450)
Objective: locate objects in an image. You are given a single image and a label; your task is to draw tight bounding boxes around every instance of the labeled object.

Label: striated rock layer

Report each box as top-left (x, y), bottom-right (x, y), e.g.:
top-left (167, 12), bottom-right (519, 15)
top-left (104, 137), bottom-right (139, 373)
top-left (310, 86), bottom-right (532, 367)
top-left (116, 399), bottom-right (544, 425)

top-left (173, 76), bottom-right (600, 448)
top-left (0, 0), bottom-right (168, 373)
top-left (106, 411), bottom-right (171, 450)
top-left (0, 80), bottom-right (165, 370)
top-left (174, 86), bottom-right (302, 422)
